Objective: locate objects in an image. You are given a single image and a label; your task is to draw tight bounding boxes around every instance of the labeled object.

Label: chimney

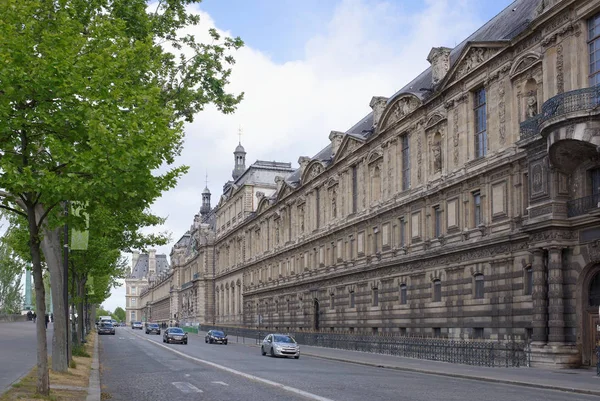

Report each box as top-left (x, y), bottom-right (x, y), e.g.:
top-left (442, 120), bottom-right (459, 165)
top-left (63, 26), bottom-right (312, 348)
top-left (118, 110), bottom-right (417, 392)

top-left (148, 249), bottom-right (156, 275)
top-left (131, 251), bottom-right (140, 274)
top-left (298, 156), bottom-right (311, 174)
top-left (329, 131), bottom-right (345, 157)
top-left (427, 47), bottom-right (452, 86)
top-left (370, 96), bottom-right (388, 128)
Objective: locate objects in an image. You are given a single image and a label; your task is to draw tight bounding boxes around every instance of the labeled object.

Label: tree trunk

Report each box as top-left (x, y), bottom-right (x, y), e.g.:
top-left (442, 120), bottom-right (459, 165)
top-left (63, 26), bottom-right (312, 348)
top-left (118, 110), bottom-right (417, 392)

top-left (26, 206), bottom-right (49, 395)
top-left (71, 270), bottom-right (78, 346)
top-left (38, 211), bottom-right (69, 373)
top-left (77, 277), bottom-right (86, 343)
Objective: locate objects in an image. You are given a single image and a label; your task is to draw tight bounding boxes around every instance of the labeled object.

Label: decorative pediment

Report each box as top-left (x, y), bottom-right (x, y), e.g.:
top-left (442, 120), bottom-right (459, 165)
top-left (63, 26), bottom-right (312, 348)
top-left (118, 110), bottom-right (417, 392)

top-left (301, 160), bottom-right (326, 184)
top-left (326, 176), bottom-right (339, 188)
top-left (367, 149), bottom-right (383, 164)
top-left (379, 95), bottom-right (421, 130)
top-left (509, 52), bottom-right (542, 78)
top-left (425, 112), bottom-right (446, 130)
top-left (446, 43), bottom-right (506, 83)
top-left (256, 194), bottom-right (270, 214)
top-left (333, 134), bottom-right (365, 163)
top-left (275, 180), bottom-right (293, 202)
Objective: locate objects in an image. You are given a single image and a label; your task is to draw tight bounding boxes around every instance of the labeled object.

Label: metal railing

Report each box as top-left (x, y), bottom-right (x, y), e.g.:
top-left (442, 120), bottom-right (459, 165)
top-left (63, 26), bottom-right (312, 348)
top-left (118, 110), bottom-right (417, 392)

top-left (520, 85), bottom-right (600, 139)
top-left (181, 281), bottom-right (193, 289)
top-left (200, 325), bottom-right (529, 368)
top-left (566, 193), bottom-right (600, 217)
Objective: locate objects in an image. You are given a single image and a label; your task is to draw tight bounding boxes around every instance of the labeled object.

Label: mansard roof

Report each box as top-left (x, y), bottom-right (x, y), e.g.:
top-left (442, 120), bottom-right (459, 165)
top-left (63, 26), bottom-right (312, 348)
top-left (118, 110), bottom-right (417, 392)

top-left (129, 253), bottom-right (169, 279)
top-left (284, 0), bottom-right (539, 190)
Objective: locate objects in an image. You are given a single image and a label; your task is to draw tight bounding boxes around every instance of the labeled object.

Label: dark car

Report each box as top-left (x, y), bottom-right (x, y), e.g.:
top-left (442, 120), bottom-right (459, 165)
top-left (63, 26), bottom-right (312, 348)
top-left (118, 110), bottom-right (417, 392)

top-left (205, 330), bottom-right (227, 345)
top-left (163, 327), bottom-right (188, 344)
top-left (98, 322), bottom-right (116, 335)
top-left (145, 323), bottom-right (161, 335)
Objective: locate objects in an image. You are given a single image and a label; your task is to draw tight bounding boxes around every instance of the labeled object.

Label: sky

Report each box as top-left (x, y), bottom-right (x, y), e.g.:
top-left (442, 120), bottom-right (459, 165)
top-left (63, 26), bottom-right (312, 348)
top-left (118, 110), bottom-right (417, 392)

top-left (102, 0), bottom-right (516, 312)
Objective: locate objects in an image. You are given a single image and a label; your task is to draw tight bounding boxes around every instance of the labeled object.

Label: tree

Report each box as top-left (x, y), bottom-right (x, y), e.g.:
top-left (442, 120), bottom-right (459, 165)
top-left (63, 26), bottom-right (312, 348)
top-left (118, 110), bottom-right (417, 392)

top-left (96, 306), bottom-right (112, 319)
top-left (0, 0), bottom-right (243, 394)
top-left (113, 307), bottom-right (126, 323)
top-left (0, 235), bottom-right (25, 314)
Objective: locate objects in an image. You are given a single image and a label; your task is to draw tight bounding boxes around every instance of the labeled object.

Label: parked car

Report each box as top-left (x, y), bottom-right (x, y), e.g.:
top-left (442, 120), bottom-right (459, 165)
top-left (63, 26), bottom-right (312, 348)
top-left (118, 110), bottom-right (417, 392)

top-left (98, 322), bottom-right (116, 335)
top-left (145, 323), bottom-right (161, 335)
top-left (132, 321), bottom-right (143, 330)
top-left (205, 330), bottom-right (227, 345)
top-left (261, 334), bottom-right (300, 359)
top-left (163, 327), bottom-right (188, 344)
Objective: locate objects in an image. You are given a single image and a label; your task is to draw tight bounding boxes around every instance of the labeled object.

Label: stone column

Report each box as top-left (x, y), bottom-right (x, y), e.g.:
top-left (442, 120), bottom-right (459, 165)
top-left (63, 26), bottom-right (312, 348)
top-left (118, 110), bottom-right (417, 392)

top-left (547, 247), bottom-right (565, 344)
top-left (531, 249), bottom-right (548, 343)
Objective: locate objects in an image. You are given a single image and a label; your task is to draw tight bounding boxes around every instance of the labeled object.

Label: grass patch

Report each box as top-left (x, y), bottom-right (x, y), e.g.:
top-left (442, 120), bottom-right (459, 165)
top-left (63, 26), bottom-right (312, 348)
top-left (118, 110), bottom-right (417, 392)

top-left (71, 345), bottom-right (90, 358)
top-left (69, 360), bottom-right (77, 369)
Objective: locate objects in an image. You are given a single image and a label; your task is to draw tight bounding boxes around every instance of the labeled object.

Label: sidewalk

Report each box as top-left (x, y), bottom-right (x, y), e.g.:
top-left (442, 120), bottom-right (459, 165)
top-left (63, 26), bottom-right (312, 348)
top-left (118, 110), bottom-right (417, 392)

top-left (200, 331), bottom-right (600, 397)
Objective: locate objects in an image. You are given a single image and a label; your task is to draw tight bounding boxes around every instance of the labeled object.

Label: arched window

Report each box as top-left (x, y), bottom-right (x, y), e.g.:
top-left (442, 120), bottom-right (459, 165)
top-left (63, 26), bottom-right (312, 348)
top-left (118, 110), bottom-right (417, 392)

top-left (400, 284), bottom-right (408, 305)
top-left (433, 280), bottom-right (442, 302)
top-left (589, 272), bottom-right (600, 306)
top-left (371, 165), bottom-right (381, 202)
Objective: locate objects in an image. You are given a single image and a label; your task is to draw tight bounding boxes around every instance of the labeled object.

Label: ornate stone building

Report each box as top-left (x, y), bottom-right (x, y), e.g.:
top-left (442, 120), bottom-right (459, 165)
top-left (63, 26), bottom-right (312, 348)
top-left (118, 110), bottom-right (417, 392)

top-left (124, 249), bottom-right (170, 325)
top-left (139, 0), bottom-right (600, 368)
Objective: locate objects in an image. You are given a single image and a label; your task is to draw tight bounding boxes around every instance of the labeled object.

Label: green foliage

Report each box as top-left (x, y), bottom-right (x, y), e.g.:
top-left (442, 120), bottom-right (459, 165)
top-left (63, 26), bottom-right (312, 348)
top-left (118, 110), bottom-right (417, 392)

top-left (71, 345), bottom-right (90, 358)
top-left (0, 228), bottom-right (25, 314)
top-left (96, 306), bottom-right (112, 318)
top-left (113, 307), bottom-right (126, 322)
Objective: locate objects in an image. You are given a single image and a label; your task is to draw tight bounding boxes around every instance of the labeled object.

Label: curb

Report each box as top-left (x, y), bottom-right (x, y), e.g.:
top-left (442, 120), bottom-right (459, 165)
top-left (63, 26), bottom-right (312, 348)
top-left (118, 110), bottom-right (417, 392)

top-left (86, 332), bottom-right (100, 401)
top-left (233, 340), bottom-right (600, 397)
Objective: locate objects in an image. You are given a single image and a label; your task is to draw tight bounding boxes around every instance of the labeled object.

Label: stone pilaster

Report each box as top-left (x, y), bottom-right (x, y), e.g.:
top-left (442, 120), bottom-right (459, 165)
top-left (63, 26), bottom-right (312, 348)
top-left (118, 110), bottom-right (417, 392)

top-left (531, 249), bottom-right (547, 343)
top-left (547, 247), bottom-right (565, 344)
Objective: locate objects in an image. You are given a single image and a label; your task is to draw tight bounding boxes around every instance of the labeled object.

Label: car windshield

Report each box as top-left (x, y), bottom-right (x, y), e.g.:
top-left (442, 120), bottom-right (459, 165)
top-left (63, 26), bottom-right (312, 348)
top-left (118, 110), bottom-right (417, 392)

top-left (134, 322), bottom-right (142, 325)
top-left (170, 328), bottom-right (184, 334)
top-left (212, 331), bottom-right (224, 336)
top-left (273, 335), bottom-right (296, 344)
top-left (148, 324), bottom-right (159, 328)
top-left (102, 323), bottom-right (113, 328)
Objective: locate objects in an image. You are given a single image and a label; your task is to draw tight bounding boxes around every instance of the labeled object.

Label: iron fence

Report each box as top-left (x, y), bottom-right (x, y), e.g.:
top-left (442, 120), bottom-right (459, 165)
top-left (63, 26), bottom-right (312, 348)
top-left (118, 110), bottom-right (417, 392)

top-left (519, 85), bottom-right (600, 139)
top-left (200, 325), bottom-right (529, 368)
top-left (567, 193), bottom-right (600, 217)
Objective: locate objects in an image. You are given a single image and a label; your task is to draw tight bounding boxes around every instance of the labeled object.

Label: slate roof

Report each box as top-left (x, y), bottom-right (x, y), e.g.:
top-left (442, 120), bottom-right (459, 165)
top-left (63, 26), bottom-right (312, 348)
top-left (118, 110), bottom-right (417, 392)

top-left (129, 253), bottom-right (170, 279)
top-left (285, 0), bottom-right (539, 189)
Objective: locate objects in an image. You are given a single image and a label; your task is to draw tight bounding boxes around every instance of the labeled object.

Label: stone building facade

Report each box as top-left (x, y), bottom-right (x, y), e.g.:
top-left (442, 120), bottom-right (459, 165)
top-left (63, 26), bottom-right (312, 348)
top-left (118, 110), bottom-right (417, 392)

top-left (138, 0), bottom-right (600, 368)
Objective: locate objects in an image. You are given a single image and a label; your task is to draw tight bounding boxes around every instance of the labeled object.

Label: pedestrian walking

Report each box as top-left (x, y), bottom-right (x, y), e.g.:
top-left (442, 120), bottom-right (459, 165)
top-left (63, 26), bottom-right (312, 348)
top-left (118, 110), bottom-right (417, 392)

top-left (45, 314), bottom-right (49, 329)
top-left (32, 312), bottom-right (37, 323)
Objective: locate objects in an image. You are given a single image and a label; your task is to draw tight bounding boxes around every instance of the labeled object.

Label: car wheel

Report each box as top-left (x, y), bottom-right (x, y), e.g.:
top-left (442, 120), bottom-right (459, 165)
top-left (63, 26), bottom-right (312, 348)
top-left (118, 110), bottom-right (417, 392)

top-left (184, 340), bottom-right (188, 345)
top-left (294, 355), bottom-right (299, 359)
top-left (270, 347), bottom-right (275, 357)
top-left (261, 346), bottom-right (266, 356)
top-left (209, 338), bottom-right (213, 344)
top-left (163, 338), bottom-right (165, 343)
top-left (224, 340), bottom-right (228, 345)
top-left (205, 338), bottom-right (208, 343)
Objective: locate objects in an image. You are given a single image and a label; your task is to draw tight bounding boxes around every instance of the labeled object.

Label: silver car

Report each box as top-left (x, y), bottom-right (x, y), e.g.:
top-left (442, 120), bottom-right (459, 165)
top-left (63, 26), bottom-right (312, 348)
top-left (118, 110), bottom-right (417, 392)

top-left (261, 334), bottom-right (300, 359)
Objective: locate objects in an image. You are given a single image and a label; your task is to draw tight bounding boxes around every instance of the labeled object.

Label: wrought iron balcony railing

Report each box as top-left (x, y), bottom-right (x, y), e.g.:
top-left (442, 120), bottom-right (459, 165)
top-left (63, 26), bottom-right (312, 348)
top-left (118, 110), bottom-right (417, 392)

top-left (181, 281), bottom-right (193, 289)
top-left (567, 193), bottom-right (600, 217)
top-left (520, 85), bottom-right (600, 139)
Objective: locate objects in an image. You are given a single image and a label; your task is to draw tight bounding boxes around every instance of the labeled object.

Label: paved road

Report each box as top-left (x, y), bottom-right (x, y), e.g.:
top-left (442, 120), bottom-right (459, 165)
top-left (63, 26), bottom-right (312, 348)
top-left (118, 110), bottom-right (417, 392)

top-left (100, 327), bottom-right (598, 401)
top-left (0, 321), bottom-right (53, 394)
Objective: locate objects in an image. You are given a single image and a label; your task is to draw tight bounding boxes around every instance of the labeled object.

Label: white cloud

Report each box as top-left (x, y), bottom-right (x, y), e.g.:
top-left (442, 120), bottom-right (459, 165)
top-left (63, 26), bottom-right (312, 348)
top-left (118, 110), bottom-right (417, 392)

top-left (104, 0), bottom-right (495, 310)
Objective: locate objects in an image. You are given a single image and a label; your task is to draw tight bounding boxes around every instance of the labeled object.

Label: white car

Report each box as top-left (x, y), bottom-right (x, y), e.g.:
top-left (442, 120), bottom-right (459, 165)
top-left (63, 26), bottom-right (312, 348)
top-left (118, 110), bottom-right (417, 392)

top-left (132, 321), bottom-right (143, 329)
top-left (261, 334), bottom-right (300, 359)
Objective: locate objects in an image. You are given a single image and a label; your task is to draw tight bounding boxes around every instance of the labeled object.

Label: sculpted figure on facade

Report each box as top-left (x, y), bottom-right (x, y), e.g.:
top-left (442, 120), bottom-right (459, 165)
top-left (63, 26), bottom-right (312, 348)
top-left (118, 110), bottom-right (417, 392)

top-left (526, 91), bottom-right (538, 118)
top-left (432, 141), bottom-right (442, 173)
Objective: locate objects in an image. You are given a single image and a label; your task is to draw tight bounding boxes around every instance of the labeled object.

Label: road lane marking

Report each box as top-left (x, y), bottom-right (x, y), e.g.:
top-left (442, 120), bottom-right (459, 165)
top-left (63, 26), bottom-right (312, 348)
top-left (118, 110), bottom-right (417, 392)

top-left (212, 381), bottom-right (229, 386)
top-left (172, 382), bottom-right (202, 393)
top-left (137, 333), bottom-right (335, 401)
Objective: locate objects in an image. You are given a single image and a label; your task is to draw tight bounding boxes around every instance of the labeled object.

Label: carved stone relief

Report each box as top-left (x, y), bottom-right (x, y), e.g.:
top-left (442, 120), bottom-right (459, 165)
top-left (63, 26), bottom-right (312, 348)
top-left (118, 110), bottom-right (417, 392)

top-left (453, 108), bottom-right (459, 166)
top-left (498, 83), bottom-right (506, 145)
top-left (455, 47), bottom-right (498, 79)
top-left (417, 133), bottom-right (422, 182)
top-left (556, 43), bottom-right (564, 94)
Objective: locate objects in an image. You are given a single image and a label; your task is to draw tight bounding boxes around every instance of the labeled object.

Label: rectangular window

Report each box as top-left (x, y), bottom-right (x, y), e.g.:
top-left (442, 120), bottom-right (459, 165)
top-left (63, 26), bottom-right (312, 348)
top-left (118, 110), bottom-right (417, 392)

top-left (131, 286), bottom-right (136, 295)
top-left (330, 294), bottom-right (335, 309)
top-left (130, 311), bottom-right (136, 321)
top-left (434, 206), bottom-right (442, 238)
top-left (433, 327), bottom-right (441, 338)
top-left (349, 291), bottom-right (355, 308)
top-left (473, 192), bottom-right (482, 227)
top-left (131, 298), bottom-right (136, 307)
top-left (357, 232), bottom-right (365, 255)
top-left (402, 135), bottom-right (411, 190)
top-left (473, 327), bottom-right (484, 340)
top-left (589, 13), bottom-right (600, 86)
top-left (373, 228), bottom-right (379, 253)
top-left (474, 275), bottom-right (485, 299)
top-left (474, 87), bottom-right (487, 158)
top-left (399, 327), bottom-right (407, 336)
top-left (399, 218), bottom-right (406, 247)
top-left (400, 284), bottom-right (407, 305)
top-left (352, 165), bottom-right (358, 213)
top-left (433, 280), bottom-right (442, 302)
top-left (373, 288), bottom-right (379, 307)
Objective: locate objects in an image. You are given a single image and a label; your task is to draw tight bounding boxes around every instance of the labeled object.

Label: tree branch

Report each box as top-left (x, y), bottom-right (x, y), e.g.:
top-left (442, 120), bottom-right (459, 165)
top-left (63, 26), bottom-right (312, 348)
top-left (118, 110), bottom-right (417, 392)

top-left (0, 190), bottom-right (27, 213)
top-left (0, 204), bottom-right (27, 218)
